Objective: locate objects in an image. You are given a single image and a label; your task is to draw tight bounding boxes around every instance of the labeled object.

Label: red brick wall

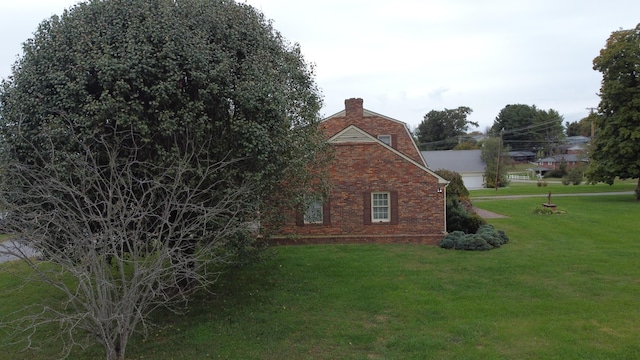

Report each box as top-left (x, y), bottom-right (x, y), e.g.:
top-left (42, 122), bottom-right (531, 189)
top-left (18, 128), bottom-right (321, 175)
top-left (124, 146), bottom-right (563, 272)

top-left (273, 141), bottom-right (446, 245)
top-left (321, 98), bottom-right (425, 165)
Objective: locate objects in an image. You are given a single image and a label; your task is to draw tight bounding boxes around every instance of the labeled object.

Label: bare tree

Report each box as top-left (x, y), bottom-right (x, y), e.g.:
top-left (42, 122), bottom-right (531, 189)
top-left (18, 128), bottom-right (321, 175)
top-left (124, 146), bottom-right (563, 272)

top-left (0, 122), bottom-right (260, 360)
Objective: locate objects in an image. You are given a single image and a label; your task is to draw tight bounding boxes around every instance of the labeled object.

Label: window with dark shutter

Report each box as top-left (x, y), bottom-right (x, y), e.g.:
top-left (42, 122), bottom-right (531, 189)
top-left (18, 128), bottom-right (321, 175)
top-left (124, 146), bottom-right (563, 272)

top-left (295, 208), bottom-right (304, 226)
top-left (390, 191), bottom-right (399, 225)
top-left (363, 192), bottom-right (371, 225)
top-left (322, 200), bottom-right (331, 225)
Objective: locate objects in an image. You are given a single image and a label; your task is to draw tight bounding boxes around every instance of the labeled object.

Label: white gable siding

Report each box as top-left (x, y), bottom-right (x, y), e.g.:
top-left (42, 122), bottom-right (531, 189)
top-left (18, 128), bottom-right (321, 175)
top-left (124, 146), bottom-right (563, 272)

top-left (329, 126), bottom-right (375, 144)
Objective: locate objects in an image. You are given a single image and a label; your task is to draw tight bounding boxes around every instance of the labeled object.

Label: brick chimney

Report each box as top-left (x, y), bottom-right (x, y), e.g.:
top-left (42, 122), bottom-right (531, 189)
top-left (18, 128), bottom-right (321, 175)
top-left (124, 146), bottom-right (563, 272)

top-left (344, 98), bottom-right (363, 117)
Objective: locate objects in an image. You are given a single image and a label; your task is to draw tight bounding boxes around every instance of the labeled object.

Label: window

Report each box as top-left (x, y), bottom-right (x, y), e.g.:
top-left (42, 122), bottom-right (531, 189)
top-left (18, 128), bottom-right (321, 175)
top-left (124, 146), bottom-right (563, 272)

top-left (371, 192), bottom-right (390, 222)
top-left (363, 191), bottom-right (397, 225)
top-left (304, 200), bottom-right (323, 224)
top-left (377, 134), bottom-right (392, 146)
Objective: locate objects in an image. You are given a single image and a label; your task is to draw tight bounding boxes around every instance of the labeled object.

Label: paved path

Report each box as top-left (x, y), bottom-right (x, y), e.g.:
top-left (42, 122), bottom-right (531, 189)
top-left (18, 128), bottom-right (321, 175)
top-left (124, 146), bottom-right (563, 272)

top-left (473, 207), bottom-right (508, 219)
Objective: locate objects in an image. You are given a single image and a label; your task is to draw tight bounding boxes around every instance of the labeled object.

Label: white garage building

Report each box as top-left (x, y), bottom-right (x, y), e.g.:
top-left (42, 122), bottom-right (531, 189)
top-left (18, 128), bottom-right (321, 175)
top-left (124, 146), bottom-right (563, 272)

top-left (421, 150), bottom-right (486, 190)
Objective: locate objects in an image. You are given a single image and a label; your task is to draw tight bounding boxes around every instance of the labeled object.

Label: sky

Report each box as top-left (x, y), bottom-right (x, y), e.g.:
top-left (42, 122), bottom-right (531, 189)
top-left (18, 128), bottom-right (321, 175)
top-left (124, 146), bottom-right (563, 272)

top-left (1, 1), bottom-right (639, 131)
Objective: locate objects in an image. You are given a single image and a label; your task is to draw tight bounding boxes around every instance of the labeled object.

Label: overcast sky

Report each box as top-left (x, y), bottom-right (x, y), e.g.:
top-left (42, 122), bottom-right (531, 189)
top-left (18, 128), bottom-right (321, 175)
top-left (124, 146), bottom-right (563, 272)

top-left (1, 1), bottom-right (639, 131)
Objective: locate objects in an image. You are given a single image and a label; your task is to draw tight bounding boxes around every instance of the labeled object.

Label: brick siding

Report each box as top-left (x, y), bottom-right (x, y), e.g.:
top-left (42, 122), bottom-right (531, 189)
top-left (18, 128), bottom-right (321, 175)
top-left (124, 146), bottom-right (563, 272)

top-left (270, 98), bottom-right (446, 245)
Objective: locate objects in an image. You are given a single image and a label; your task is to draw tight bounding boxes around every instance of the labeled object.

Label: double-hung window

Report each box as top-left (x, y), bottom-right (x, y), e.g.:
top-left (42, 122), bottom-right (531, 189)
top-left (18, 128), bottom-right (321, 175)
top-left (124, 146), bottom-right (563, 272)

top-left (371, 192), bottom-right (390, 222)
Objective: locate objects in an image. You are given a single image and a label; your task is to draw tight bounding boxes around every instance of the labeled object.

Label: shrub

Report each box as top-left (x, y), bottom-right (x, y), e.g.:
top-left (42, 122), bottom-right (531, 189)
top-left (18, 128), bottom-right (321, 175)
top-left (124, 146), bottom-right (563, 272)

top-left (566, 167), bottom-right (584, 185)
top-left (439, 224), bottom-right (509, 251)
top-left (531, 205), bottom-right (555, 215)
top-left (446, 198), bottom-right (486, 234)
top-left (435, 169), bottom-right (469, 199)
top-left (439, 231), bottom-right (466, 249)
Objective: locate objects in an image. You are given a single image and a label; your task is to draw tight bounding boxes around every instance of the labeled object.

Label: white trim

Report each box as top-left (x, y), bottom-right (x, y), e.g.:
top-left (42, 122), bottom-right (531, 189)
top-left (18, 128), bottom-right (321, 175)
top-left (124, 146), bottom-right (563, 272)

top-left (371, 192), bottom-right (390, 223)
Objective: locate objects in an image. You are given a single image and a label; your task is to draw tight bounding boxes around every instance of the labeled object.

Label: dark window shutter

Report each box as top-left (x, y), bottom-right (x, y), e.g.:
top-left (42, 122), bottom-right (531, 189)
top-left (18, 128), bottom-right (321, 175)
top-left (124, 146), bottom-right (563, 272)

top-left (363, 192), bottom-right (371, 225)
top-left (390, 191), bottom-right (399, 225)
top-left (323, 199), bottom-right (331, 225)
top-left (295, 208), bottom-right (304, 226)
top-left (391, 134), bottom-right (398, 149)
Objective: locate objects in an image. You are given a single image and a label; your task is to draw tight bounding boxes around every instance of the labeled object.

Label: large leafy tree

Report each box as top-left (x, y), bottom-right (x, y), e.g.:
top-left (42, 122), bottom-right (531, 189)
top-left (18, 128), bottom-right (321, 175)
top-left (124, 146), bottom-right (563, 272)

top-left (532, 108), bottom-right (565, 156)
top-left (0, 0), bottom-right (328, 358)
top-left (415, 106), bottom-right (477, 150)
top-left (491, 104), bottom-right (564, 154)
top-left (588, 23), bottom-right (640, 200)
top-left (491, 104), bottom-right (538, 150)
top-left (566, 113), bottom-right (597, 137)
top-left (481, 137), bottom-right (509, 189)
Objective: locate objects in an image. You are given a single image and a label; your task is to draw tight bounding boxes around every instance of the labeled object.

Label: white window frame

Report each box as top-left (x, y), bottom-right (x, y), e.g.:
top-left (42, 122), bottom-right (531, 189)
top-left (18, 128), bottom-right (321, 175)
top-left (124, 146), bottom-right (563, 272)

top-left (377, 134), bottom-right (392, 146)
top-left (371, 192), bottom-right (390, 222)
top-left (304, 199), bottom-right (323, 224)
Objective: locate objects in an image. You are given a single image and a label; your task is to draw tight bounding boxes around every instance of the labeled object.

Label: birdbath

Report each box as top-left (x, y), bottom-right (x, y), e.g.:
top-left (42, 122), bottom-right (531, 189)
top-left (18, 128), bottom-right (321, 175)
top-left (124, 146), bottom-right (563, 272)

top-left (542, 191), bottom-right (557, 208)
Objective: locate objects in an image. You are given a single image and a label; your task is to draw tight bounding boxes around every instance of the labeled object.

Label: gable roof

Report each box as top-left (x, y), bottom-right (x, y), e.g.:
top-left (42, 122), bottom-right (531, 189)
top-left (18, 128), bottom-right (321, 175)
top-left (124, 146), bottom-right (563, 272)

top-left (421, 150), bottom-right (485, 173)
top-left (323, 108), bottom-right (408, 127)
top-left (330, 125), bottom-right (448, 184)
top-left (322, 104), bottom-right (426, 167)
top-left (508, 151), bottom-right (536, 157)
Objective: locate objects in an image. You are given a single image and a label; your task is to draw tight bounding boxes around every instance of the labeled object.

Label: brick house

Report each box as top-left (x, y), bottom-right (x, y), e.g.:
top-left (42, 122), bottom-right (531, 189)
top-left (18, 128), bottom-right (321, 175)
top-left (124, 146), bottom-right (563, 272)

top-left (537, 154), bottom-right (587, 171)
top-left (272, 98), bottom-right (448, 245)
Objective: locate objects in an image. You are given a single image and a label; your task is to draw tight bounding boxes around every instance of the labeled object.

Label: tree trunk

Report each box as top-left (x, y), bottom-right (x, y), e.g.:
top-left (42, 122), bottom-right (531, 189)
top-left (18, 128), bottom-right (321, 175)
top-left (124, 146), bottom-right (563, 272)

top-left (636, 178), bottom-right (640, 201)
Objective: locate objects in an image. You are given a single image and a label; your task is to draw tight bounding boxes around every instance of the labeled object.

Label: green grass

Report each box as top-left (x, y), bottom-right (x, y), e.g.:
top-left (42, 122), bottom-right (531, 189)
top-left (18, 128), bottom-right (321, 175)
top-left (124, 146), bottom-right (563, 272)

top-left (2, 193), bottom-right (640, 359)
top-left (470, 178), bottom-right (637, 197)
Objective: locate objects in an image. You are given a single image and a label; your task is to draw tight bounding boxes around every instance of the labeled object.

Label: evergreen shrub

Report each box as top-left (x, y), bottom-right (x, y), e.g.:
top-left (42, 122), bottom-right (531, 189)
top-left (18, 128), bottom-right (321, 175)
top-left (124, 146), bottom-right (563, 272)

top-left (439, 224), bottom-right (509, 251)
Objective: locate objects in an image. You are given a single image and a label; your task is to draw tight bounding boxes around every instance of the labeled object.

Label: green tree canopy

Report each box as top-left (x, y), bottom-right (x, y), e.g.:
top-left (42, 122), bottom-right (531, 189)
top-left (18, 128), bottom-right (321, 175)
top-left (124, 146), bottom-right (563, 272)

top-left (491, 104), bottom-right (564, 155)
top-left (533, 108), bottom-right (565, 155)
top-left (566, 113), bottom-right (597, 137)
top-left (481, 137), bottom-right (509, 189)
top-left (0, 0), bottom-right (329, 358)
top-left (415, 106), bottom-right (477, 150)
top-left (0, 0), bottom-right (328, 228)
top-left (588, 23), bottom-right (640, 199)
top-left (434, 169), bottom-right (469, 199)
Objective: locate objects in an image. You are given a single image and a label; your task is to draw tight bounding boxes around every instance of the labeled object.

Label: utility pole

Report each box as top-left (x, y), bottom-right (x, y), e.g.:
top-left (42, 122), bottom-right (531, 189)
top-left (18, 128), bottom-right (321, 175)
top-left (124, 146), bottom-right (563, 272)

top-left (495, 128), bottom-right (504, 191)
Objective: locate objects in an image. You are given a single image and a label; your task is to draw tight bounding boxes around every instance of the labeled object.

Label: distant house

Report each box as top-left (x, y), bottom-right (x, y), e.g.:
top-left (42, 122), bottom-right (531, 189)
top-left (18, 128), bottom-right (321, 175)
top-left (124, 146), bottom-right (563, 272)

top-left (421, 150), bottom-right (486, 190)
top-left (537, 154), bottom-right (587, 171)
top-left (508, 151), bottom-right (536, 163)
top-left (566, 136), bottom-right (590, 145)
top-left (566, 144), bottom-right (587, 155)
top-left (272, 98), bottom-right (449, 245)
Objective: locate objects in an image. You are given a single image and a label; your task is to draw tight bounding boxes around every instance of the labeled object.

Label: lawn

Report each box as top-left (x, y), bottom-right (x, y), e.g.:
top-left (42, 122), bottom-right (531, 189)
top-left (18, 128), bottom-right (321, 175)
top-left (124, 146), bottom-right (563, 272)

top-left (1, 193), bottom-right (639, 359)
top-left (470, 178), bottom-right (637, 197)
